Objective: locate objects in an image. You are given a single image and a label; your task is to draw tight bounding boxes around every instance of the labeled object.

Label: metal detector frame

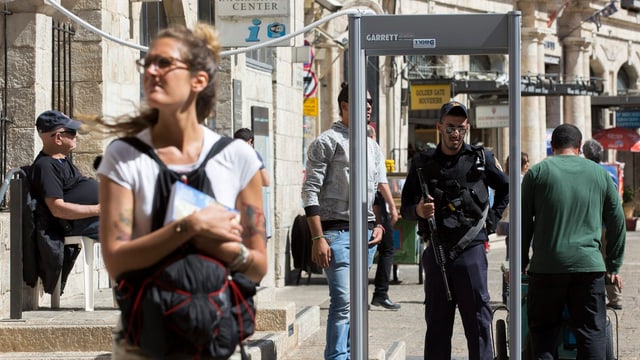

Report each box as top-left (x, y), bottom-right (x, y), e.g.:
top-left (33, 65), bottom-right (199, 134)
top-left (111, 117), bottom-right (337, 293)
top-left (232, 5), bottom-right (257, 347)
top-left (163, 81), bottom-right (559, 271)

top-left (347, 12), bottom-right (522, 360)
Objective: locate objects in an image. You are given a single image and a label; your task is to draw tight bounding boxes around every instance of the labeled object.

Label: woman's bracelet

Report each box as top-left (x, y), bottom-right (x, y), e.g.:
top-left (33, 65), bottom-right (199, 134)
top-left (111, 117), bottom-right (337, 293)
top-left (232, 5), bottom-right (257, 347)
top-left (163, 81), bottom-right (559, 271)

top-left (311, 235), bottom-right (326, 241)
top-left (229, 243), bottom-right (250, 271)
top-left (375, 224), bottom-right (386, 235)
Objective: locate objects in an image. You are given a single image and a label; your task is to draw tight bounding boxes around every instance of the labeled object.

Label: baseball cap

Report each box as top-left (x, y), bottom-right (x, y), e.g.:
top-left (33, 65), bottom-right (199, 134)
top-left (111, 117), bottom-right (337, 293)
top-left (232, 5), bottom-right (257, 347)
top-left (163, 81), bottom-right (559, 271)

top-left (439, 101), bottom-right (468, 120)
top-left (35, 110), bottom-right (82, 133)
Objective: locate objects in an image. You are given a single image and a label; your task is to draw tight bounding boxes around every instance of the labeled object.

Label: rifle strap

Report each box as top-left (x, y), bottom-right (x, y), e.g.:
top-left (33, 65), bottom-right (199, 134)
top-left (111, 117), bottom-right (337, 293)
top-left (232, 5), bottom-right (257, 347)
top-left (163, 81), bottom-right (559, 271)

top-left (449, 205), bottom-right (488, 258)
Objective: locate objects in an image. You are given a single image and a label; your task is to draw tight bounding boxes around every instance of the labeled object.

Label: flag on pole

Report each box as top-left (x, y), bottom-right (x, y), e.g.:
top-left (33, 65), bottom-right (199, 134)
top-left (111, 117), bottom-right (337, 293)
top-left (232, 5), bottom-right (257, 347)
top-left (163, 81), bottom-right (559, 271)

top-left (547, 1), bottom-right (570, 28)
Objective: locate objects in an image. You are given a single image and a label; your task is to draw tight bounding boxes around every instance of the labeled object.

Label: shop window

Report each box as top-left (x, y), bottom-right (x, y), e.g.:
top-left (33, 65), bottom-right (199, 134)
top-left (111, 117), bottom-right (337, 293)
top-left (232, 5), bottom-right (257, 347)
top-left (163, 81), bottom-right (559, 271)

top-left (470, 55), bottom-right (491, 72)
top-left (618, 67), bottom-right (631, 95)
top-left (140, 2), bottom-right (167, 48)
top-left (198, 0), bottom-right (215, 23)
top-left (246, 48), bottom-right (275, 71)
top-left (404, 56), bottom-right (447, 79)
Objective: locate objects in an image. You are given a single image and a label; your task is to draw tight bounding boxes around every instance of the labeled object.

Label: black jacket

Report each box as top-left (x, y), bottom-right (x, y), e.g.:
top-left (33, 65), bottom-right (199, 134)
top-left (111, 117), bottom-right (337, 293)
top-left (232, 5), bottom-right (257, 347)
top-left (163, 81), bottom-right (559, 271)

top-left (400, 143), bottom-right (509, 244)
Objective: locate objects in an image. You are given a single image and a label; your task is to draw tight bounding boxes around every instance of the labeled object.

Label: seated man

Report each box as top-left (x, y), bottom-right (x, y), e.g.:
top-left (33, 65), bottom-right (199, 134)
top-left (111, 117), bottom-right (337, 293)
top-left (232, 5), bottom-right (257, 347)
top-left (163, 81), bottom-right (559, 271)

top-left (29, 110), bottom-right (100, 294)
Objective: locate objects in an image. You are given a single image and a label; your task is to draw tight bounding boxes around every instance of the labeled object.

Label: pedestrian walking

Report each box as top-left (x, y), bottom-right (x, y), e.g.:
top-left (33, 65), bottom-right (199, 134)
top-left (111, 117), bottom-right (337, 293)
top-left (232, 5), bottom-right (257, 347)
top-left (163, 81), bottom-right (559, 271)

top-left (582, 138), bottom-right (624, 310)
top-left (301, 83), bottom-right (393, 360)
top-left (522, 124), bottom-right (625, 358)
top-left (367, 125), bottom-right (401, 310)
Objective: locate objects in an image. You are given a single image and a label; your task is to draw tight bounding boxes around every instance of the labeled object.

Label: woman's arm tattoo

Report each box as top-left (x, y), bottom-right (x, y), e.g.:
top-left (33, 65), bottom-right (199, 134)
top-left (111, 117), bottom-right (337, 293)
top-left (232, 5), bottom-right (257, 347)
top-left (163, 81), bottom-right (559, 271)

top-left (114, 209), bottom-right (133, 241)
top-left (241, 203), bottom-right (266, 242)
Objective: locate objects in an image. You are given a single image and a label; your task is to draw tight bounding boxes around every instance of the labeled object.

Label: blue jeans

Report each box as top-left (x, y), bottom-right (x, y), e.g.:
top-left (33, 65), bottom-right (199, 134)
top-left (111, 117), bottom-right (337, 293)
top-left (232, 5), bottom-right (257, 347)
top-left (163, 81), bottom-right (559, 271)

top-left (323, 229), bottom-right (377, 360)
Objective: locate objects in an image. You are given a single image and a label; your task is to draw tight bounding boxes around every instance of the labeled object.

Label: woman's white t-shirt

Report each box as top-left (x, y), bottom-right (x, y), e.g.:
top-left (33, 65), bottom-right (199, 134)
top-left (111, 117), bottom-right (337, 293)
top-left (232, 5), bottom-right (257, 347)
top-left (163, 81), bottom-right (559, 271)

top-left (97, 126), bottom-right (261, 239)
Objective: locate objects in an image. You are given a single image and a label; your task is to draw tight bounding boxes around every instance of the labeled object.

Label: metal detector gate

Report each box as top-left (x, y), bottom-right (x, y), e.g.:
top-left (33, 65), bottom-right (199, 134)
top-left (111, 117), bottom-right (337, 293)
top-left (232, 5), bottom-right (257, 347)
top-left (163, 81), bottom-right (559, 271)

top-left (347, 12), bottom-right (522, 360)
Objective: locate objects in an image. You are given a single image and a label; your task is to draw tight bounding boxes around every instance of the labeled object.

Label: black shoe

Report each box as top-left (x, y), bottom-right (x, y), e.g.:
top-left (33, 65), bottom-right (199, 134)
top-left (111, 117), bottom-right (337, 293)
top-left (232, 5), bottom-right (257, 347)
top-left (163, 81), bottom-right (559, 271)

top-left (371, 297), bottom-right (401, 310)
top-left (607, 303), bottom-right (622, 310)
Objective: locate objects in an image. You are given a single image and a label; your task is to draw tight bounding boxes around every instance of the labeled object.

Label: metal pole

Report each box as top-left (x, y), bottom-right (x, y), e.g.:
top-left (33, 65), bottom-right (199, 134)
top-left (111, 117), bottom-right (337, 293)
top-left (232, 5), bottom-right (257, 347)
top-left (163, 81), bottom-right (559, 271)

top-left (348, 13), bottom-right (368, 360)
top-left (10, 176), bottom-right (23, 320)
top-left (508, 11), bottom-right (522, 360)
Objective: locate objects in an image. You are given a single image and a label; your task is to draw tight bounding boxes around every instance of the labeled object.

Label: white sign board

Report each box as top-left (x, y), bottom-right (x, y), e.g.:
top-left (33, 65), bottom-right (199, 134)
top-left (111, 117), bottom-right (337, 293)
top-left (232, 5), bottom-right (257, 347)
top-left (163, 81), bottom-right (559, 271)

top-left (216, 0), bottom-right (289, 16)
top-left (475, 104), bottom-right (509, 128)
top-left (215, 0), bottom-right (291, 47)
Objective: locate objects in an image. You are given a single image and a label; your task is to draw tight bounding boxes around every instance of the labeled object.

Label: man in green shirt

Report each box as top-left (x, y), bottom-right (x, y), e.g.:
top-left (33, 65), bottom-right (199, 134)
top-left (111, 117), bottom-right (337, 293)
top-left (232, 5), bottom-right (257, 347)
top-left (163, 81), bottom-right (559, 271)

top-left (522, 124), bottom-right (625, 358)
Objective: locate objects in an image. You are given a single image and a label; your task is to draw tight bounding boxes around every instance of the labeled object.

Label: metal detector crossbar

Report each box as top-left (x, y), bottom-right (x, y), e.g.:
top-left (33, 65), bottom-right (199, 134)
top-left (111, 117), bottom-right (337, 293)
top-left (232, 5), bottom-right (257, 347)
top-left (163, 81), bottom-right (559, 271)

top-left (348, 12), bottom-right (521, 360)
top-left (360, 14), bottom-right (509, 55)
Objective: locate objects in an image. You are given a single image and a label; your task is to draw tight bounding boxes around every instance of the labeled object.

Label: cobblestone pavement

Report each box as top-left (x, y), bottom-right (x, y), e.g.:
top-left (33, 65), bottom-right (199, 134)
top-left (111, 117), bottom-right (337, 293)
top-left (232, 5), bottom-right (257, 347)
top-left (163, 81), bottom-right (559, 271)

top-left (281, 232), bottom-right (640, 360)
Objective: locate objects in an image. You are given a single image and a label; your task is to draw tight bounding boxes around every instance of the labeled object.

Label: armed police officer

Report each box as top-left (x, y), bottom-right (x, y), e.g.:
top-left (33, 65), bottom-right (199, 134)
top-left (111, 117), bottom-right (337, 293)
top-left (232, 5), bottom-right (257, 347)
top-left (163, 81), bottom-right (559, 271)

top-left (400, 101), bottom-right (509, 360)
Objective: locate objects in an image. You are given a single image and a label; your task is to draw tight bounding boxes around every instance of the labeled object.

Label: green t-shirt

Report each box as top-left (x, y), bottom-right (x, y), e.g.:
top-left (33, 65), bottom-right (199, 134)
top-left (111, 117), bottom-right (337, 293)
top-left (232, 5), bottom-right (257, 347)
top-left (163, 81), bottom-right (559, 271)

top-left (522, 154), bottom-right (625, 274)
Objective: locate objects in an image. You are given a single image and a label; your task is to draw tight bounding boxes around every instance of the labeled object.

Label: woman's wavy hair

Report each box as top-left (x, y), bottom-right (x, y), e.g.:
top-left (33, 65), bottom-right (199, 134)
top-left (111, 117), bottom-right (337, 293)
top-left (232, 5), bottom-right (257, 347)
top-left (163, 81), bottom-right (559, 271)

top-left (96, 23), bottom-right (220, 137)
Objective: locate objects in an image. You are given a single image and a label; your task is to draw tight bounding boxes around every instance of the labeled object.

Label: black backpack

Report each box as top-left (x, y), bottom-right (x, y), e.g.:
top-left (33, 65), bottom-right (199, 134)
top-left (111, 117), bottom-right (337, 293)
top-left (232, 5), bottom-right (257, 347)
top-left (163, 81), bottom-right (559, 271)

top-left (114, 136), bottom-right (256, 359)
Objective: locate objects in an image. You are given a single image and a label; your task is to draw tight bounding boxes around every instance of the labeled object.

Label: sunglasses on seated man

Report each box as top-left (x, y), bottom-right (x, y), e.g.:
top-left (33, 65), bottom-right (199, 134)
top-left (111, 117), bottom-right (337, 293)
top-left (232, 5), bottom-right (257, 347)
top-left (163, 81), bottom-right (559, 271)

top-left (51, 129), bottom-right (77, 137)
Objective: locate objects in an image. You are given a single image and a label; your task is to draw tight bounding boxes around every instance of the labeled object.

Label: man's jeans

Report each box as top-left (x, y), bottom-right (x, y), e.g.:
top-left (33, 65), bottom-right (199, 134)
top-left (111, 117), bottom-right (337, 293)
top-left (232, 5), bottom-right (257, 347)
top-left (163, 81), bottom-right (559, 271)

top-left (323, 229), bottom-right (377, 360)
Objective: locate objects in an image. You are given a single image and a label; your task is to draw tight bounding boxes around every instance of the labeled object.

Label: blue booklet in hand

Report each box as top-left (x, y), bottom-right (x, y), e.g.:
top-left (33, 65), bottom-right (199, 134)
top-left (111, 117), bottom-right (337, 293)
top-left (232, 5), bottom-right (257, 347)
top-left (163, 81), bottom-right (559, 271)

top-left (164, 181), bottom-right (240, 225)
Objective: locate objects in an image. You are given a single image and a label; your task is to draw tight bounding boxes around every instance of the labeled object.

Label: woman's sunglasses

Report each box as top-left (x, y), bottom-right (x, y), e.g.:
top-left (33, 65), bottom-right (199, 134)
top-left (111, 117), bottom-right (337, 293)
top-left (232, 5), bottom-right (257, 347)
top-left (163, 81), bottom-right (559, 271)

top-left (136, 55), bottom-right (189, 74)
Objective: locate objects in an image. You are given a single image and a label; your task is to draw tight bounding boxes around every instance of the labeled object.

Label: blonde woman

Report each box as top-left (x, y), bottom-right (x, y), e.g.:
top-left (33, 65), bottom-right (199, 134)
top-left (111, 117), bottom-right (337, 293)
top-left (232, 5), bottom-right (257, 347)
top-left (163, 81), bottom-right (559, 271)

top-left (96, 24), bottom-right (267, 358)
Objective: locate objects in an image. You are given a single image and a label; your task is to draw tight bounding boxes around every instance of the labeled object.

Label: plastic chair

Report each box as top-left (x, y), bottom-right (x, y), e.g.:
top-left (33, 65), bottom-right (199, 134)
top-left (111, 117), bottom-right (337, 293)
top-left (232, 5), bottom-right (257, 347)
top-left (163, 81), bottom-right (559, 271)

top-left (51, 236), bottom-right (97, 311)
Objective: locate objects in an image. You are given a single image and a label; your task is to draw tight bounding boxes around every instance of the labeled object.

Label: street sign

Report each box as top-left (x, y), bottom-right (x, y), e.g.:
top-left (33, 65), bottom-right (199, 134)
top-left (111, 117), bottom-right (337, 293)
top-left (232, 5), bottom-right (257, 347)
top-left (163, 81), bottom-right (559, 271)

top-left (303, 97), bottom-right (318, 117)
top-left (303, 70), bottom-right (318, 98)
top-left (476, 104), bottom-right (509, 128)
top-left (616, 110), bottom-right (640, 128)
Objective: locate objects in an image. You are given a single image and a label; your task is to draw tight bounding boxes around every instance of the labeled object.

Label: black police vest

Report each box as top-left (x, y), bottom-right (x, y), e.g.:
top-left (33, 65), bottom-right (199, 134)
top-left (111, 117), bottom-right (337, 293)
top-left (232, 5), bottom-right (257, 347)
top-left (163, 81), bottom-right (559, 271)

top-left (416, 145), bottom-right (489, 244)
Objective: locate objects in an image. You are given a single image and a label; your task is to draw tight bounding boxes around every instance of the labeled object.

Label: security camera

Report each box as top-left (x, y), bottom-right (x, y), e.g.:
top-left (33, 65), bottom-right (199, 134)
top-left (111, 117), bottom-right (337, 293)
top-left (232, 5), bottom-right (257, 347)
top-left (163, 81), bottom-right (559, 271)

top-left (315, 0), bottom-right (343, 12)
top-left (333, 30), bottom-right (349, 46)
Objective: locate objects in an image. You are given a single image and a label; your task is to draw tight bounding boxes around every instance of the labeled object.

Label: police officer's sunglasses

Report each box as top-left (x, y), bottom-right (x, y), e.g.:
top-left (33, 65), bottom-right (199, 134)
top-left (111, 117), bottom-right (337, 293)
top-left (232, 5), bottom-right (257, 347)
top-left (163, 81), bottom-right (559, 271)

top-left (443, 125), bottom-right (467, 135)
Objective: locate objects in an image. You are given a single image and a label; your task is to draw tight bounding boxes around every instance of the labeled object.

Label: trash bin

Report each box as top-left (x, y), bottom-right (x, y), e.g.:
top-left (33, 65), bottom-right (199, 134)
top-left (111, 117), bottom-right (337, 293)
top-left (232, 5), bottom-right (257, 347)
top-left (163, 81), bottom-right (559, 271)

top-left (392, 218), bottom-right (420, 264)
top-left (391, 218), bottom-right (423, 283)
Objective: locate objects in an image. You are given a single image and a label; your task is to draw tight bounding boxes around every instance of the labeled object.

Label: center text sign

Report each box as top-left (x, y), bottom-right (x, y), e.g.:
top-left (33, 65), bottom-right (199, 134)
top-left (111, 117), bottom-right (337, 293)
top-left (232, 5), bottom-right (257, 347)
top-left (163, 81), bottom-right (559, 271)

top-left (215, 0), bottom-right (291, 47)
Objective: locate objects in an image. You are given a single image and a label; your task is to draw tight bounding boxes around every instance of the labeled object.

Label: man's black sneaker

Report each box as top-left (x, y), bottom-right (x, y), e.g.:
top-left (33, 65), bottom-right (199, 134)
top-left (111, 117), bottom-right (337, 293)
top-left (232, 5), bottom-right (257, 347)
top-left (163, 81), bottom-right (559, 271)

top-left (607, 303), bottom-right (622, 310)
top-left (371, 297), bottom-right (401, 310)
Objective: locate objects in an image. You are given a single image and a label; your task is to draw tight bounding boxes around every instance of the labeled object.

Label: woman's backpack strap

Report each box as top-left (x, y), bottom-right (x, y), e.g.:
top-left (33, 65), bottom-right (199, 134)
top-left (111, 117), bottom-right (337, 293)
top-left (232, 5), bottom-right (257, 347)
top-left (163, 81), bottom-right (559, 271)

top-left (116, 136), bottom-right (235, 171)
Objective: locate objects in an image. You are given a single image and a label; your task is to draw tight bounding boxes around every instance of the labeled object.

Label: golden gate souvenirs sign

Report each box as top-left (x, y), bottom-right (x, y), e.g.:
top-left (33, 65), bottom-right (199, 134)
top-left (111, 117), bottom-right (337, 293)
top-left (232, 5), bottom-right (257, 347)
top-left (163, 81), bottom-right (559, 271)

top-left (410, 84), bottom-right (450, 110)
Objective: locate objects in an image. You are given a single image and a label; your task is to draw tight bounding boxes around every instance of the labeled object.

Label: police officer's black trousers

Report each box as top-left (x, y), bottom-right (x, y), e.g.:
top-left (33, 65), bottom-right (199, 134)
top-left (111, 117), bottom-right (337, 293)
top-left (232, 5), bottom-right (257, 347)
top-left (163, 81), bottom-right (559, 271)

top-left (422, 241), bottom-right (493, 360)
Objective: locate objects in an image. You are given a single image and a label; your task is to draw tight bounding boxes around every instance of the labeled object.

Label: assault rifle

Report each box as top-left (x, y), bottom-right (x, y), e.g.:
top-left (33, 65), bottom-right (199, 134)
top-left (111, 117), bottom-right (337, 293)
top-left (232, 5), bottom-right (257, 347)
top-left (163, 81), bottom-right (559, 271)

top-left (417, 168), bottom-right (452, 301)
